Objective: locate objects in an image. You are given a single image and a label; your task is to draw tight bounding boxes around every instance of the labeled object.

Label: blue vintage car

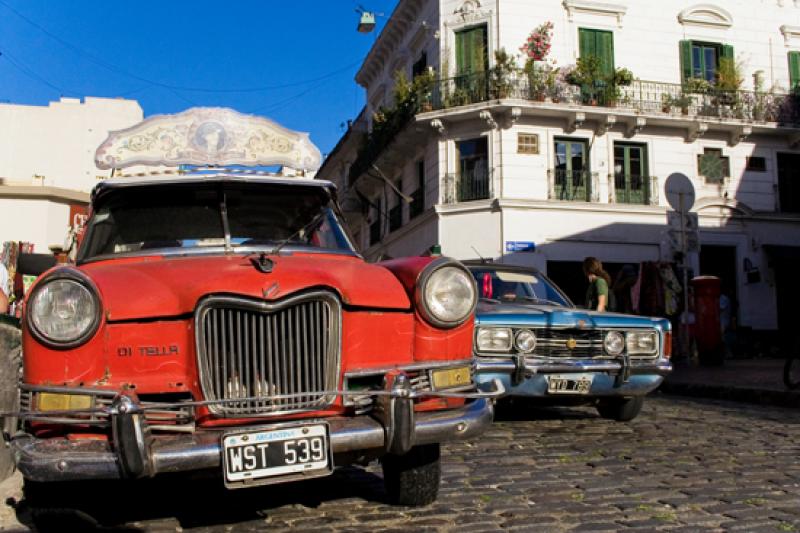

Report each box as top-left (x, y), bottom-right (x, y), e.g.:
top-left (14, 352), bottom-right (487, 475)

top-left (467, 261), bottom-right (672, 421)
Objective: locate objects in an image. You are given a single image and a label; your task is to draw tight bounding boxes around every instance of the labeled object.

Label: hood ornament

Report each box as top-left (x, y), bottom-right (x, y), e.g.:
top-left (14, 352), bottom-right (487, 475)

top-left (262, 282), bottom-right (280, 299)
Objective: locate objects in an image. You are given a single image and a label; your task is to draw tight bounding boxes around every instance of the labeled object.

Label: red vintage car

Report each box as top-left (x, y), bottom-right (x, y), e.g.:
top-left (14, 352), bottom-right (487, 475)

top-left (2, 108), bottom-right (500, 507)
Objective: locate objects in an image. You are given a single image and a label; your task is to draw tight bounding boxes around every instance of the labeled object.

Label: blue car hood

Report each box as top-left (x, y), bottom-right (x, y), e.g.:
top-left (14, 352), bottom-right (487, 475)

top-left (475, 300), bottom-right (669, 330)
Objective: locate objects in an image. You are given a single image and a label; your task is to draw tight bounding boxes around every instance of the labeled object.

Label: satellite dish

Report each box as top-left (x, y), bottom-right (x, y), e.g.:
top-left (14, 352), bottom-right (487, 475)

top-left (665, 173), bottom-right (695, 213)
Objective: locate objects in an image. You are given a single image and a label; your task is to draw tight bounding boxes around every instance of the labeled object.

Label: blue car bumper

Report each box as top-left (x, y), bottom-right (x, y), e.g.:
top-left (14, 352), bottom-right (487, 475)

top-left (474, 357), bottom-right (671, 398)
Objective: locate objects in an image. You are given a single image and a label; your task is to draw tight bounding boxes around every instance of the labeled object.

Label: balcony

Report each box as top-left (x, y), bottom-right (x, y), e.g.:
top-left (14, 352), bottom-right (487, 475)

top-left (611, 174), bottom-right (659, 206)
top-left (548, 169), bottom-right (599, 202)
top-left (443, 169), bottom-right (491, 205)
top-left (424, 72), bottom-right (800, 126)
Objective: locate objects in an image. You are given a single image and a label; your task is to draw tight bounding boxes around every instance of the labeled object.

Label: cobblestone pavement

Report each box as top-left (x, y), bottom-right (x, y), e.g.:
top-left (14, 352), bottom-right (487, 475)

top-left (3, 394), bottom-right (800, 532)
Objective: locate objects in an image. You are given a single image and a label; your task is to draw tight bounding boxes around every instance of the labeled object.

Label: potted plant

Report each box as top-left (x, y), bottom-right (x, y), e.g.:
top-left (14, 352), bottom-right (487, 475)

top-left (413, 69), bottom-right (436, 112)
top-left (684, 77), bottom-right (712, 94)
top-left (490, 48), bottom-right (518, 99)
top-left (672, 94), bottom-right (693, 115)
top-left (715, 57), bottom-right (744, 107)
top-left (661, 93), bottom-right (673, 113)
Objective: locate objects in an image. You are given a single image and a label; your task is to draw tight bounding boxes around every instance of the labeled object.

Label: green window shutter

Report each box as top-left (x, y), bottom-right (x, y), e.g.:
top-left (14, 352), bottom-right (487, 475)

top-left (578, 28), bottom-right (596, 59)
top-left (596, 30), bottom-right (615, 78)
top-left (680, 40), bottom-right (693, 83)
top-left (789, 52), bottom-right (800, 89)
top-left (579, 28), bottom-right (614, 79)
top-left (455, 26), bottom-right (487, 75)
top-left (721, 45), bottom-right (734, 62)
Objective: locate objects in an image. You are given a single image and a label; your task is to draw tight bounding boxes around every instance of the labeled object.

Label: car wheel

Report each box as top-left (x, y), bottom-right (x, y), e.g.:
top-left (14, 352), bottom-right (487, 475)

top-left (0, 322), bottom-right (21, 481)
top-left (596, 396), bottom-right (644, 422)
top-left (381, 443), bottom-right (440, 506)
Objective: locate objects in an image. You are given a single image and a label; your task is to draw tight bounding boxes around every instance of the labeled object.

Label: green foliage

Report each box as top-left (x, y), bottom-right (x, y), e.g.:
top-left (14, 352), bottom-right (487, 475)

top-left (716, 57), bottom-right (744, 92)
top-left (490, 48), bottom-right (518, 98)
top-left (614, 67), bottom-right (634, 86)
top-left (684, 77), bottom-right (712, 94)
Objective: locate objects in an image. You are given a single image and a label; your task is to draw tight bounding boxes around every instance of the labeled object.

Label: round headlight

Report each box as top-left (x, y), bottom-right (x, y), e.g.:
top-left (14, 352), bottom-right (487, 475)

top-left (603, 331), bottom-right (625, 356)
top-left (28, 274), bottom-right (101, 348)
top-left (514, 329), bottom-right (537, 353)
top-left (417, 261), bottom-right (477, 328)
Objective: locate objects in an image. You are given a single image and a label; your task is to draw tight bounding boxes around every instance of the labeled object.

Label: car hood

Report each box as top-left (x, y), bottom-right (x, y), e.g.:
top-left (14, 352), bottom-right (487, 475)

top-left (475, 299), bottom-right (667, 329)
top-left (79, 253), bottom-right (411, 321)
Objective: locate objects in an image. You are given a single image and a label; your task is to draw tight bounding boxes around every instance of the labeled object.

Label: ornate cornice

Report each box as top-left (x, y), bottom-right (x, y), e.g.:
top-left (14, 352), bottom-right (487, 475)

top-left (562, 0), bottom-right (627, 27)
top-left (677, 4), bottom-right (733, 29)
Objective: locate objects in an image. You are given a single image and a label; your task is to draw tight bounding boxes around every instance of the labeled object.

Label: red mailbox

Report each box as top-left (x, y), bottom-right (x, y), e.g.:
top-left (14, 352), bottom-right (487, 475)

top-left (691, 276), bottom-right (724, 365)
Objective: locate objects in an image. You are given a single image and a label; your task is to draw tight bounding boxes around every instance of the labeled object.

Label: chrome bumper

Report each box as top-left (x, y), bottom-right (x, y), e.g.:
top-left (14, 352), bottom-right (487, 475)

top-left (475, 356), bottom-right (672, 385)
top-left (12, 380), bottom-right (502, 483)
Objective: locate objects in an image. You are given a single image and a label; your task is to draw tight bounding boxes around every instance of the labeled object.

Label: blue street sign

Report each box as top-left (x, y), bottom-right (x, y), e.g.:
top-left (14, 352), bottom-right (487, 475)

top-left (505, 241), bottom-right (536, 252)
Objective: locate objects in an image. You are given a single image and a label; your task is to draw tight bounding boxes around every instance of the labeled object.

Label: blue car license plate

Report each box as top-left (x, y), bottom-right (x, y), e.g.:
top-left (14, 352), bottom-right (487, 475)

top-left (547, 374), bottom-right (593, 394)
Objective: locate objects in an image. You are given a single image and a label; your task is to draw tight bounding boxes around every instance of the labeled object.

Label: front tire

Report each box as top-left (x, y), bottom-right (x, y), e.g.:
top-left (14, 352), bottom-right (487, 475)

top-left (381, 443), bottom-right (440, 506)
top-left (596, 396), bottom-right (644, 422)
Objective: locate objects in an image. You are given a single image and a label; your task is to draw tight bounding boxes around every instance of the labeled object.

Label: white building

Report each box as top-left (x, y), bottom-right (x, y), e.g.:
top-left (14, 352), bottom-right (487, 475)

top-left (0, 96), bottom-right (143, 253)
top-left (318, 0), bottom-right (800, 342)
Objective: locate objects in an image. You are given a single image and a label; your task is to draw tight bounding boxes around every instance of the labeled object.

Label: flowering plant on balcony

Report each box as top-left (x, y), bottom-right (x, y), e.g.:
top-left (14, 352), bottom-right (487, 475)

top-left (520, 21), bottom-right (554, 61)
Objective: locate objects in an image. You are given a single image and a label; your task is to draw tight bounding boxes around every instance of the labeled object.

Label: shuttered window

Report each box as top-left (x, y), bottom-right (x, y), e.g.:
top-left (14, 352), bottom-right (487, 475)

top-left (680, 40), bottom-right (733, 84)
top-left (789, 52), bottom-right (800, 89)
top-left (578, 28), bottom-right (615, 79)
top-left (455, 25), bottom-right (488, 76)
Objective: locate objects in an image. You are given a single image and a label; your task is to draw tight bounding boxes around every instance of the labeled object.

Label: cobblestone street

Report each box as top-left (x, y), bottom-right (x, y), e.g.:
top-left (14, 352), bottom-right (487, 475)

top-left (3, 394), bottom-right (799, 532)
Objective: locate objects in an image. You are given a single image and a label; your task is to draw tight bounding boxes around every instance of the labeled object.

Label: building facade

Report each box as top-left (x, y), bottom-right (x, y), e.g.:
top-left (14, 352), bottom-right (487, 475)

top-left (317, 0), bottom-right (800, 339)
top-left (0, 96), bottom-right (143, 253)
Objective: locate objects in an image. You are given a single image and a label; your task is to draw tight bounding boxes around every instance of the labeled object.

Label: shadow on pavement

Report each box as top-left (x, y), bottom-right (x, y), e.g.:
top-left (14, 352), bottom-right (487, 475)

top-left (12, 466), bottom-right (385, 531)
top-left (493, 397), bottom-right (601, 422)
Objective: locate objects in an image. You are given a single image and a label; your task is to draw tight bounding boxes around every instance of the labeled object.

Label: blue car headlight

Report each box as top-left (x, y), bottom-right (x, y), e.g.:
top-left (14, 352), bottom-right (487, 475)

top-left (476, 327), bottom-right (512, 352)
top-left (626, 331), bottom-right (659, 355)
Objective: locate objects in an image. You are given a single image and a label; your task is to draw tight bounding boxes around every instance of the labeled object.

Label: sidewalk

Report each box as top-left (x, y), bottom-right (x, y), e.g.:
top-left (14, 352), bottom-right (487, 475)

top-left (659, 357), bottom-right (800, 408)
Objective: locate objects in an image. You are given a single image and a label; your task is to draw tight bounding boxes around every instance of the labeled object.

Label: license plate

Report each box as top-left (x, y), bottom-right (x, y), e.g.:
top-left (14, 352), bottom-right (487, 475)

top-left (547, 373), bottom-right (594, 394)
top-left (222, 423), bottom-right (332, 486)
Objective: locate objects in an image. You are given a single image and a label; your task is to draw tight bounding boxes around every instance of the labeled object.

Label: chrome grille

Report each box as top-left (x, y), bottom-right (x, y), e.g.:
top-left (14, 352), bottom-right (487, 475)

top-left (195, 292), bottom-right (341, 417)
top-left (534, 329), bottom-right (604, 358)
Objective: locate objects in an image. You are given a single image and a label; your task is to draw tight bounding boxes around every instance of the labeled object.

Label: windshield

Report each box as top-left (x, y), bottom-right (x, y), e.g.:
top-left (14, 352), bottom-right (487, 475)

top-left (469, 267), bottom-right (572, 307)
top-left (78, 181), bottom-right (354, 262)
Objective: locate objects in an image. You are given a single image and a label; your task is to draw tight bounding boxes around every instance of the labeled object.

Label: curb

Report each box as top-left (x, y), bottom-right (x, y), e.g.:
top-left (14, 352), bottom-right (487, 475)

top-left (659, 381), bottom-right (800, 408)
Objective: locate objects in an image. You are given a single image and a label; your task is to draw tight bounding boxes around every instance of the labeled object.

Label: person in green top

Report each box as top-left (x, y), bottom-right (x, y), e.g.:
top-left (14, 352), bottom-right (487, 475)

top-left (583, 257), bottom-right (615, 312)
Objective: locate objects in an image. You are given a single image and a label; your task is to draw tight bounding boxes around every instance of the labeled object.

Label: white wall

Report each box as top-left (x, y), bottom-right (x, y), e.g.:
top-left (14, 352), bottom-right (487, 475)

top-left (0, 97), bottom-right (143, 192)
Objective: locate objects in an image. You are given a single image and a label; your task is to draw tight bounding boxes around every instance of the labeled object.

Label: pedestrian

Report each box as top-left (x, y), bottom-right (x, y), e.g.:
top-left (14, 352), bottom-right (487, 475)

top-left (0, 262), bottom-right (9, 314)
top-left (583, 257), bottom-right (615, 312)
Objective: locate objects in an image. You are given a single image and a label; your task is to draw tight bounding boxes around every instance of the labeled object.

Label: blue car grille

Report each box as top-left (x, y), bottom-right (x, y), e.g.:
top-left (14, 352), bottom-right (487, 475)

top-left (534, 329), bottom-right (604, 358)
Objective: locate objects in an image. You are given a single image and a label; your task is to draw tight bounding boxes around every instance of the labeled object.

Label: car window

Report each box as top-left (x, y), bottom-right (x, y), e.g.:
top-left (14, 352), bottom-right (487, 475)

top-left (78, 182), bottom-right (354, 261)
top-left (470, 268), bottom-right (571, 307)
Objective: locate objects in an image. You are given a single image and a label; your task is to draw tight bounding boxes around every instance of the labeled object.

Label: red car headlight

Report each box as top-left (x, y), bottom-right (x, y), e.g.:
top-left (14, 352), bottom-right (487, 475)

top-left (415, 259), bottom-right (476, 329)
top-left (27, 270), bottom-right (102, 349)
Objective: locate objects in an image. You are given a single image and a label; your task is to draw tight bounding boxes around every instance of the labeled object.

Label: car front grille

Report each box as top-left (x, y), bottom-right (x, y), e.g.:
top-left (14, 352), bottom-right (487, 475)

top-left (195, 291), bottom-right (341, 417)
top-left (534, 329), bottom-right (604, 358)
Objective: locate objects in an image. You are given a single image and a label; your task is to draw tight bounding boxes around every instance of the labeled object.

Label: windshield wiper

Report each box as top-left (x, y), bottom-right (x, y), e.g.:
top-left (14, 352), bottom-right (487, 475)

top-left (268, 210), bottom-right (328, 256)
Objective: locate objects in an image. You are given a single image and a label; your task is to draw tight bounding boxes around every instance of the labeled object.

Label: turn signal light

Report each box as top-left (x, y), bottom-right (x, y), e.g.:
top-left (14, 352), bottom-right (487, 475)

top-left (37, 393), bottom-right (93, 412)
top-left (663, 332), bottom-right (672, 359)
top-left (431, 366), bottom-right (472, 389)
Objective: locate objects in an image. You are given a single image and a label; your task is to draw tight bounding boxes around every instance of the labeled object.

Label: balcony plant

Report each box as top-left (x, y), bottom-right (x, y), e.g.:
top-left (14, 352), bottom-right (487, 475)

top-left (520, 21), bottom-right (554, 62)
top-left (525, 58), bottom-right (559, 101)
top-left (714, 57), bottom-right (744, 107)
top-left (671, 94), bottom-right (693, 115)
top-left (489, 48), bottom-right (518, 99)
top-left (413, 69), bottom-right (436, 112)
top-left (684, 77), bottom-right (712, 94)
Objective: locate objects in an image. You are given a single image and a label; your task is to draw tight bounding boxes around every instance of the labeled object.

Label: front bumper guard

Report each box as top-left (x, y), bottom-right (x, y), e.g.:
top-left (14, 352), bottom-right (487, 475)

top-left (475, 356), bottom-right (672, 386)
top-left (9, 378), bottom-right (504, 483)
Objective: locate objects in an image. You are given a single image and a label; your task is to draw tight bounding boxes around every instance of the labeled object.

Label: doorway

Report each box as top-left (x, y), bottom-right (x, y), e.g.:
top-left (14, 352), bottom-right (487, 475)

top-left (699, 244), bottom-right (737, 323)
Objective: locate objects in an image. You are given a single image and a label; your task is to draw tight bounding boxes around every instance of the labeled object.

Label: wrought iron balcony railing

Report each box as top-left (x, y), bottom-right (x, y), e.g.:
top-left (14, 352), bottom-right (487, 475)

top-left (610, 174), bottom-right (659, 205)
top-left (548, 169), bottom-right (599, 202)
top-left (423, 72), bottom-right (800, 125)
top-left (443, 169), bottom-right (492, 205)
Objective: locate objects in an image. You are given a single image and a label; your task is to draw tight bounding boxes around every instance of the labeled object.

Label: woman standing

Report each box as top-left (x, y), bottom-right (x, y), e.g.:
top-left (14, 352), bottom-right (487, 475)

top-left (583, 257), bottom-right (614, 312)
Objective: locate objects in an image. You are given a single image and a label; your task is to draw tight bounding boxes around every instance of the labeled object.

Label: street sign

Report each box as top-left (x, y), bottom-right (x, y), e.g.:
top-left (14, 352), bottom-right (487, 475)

top-left (505, 241), bottom-right (536, 253)
top-left (664, 173), bottom-right (696, 213)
